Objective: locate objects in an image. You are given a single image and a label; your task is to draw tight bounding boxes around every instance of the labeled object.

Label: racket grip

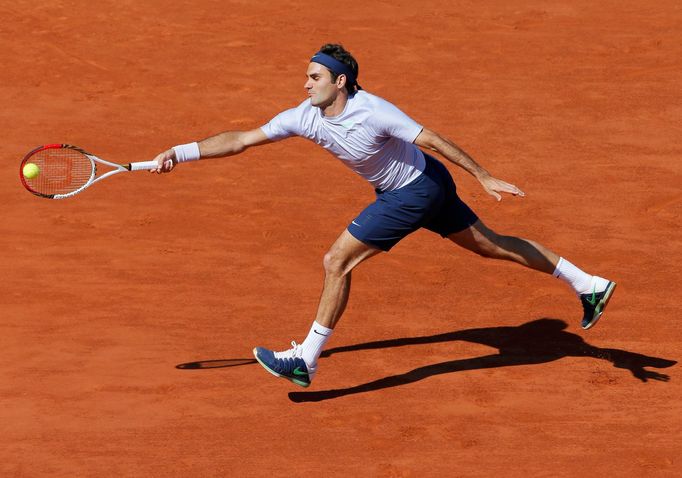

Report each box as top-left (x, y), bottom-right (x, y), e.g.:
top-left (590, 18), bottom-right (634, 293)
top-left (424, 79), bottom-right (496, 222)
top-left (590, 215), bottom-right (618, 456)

top-left (129, 160), bottom-right (160, 171)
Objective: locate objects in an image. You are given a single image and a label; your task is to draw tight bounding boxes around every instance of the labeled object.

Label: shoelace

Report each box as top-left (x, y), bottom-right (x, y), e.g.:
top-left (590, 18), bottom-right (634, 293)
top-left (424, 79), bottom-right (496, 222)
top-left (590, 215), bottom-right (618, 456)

top-left (273, 341), bottom-right (303, 359)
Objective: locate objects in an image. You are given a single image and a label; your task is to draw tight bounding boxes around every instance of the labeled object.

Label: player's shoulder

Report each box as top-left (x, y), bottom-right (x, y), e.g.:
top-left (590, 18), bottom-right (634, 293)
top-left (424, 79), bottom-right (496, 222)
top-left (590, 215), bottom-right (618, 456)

top-left (352, 91), bottom-right (405, 123)
top-left (275, 98), bottom-right (315, 125)
top-left (353, 90), bottom-right (389, 106)
top-left (355, 90), bottom-right (402, 112)
top-left (294, 97), bottom-right (314, 111)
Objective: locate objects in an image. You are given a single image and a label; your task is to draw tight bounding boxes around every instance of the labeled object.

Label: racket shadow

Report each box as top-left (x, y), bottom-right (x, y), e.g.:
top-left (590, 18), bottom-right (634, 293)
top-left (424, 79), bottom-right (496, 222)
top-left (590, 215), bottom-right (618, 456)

top-left (176, 358), bottom-right (257, 370)
top-left (289, 317), bottom-right (677, 403)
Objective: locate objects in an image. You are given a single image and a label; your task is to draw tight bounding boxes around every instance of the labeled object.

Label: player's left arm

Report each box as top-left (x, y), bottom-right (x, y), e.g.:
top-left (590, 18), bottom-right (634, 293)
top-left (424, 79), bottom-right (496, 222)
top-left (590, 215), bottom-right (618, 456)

top-left (414, 127), bottom-right (524, 201)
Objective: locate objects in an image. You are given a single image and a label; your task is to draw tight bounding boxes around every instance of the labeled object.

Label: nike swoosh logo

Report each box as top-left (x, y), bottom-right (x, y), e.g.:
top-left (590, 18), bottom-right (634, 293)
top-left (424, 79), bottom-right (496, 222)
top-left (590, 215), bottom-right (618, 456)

top-left (313, 330), bottom-right (330, 336)
top-left (351, 220), bottom-right (361, 227)
top-left (293, 367), bottom-right (308, 376)
top-left (587, 286), bottom-right (598, 306)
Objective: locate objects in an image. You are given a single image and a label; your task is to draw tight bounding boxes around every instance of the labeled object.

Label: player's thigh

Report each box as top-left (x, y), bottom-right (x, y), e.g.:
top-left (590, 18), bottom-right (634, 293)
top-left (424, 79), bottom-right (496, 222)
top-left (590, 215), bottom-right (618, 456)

top-left (324, 229), bottom-right (383, 275)
top-left (446, 219), bottom-right (501, 255)
top-left (421, 156), bottom-right (479, 238)
top-left (347, 192), bottom-right (434, 252)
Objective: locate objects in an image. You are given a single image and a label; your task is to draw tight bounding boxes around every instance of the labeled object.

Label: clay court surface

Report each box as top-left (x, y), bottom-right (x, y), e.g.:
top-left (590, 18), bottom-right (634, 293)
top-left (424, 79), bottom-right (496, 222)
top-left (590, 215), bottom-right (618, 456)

top-left (1, 1), bottom-right (681, 476)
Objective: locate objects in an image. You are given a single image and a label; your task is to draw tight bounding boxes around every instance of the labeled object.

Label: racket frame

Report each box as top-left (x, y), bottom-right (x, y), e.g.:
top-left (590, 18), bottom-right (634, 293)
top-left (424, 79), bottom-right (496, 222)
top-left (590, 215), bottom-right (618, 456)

top-left (20, 144), bottom-right (158, 199)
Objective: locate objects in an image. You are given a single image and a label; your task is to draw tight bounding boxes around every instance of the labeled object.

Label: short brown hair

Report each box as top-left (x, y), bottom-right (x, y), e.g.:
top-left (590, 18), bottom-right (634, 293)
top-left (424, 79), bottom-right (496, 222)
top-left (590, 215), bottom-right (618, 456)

top-left (319, 43), bottom-right (359, 94)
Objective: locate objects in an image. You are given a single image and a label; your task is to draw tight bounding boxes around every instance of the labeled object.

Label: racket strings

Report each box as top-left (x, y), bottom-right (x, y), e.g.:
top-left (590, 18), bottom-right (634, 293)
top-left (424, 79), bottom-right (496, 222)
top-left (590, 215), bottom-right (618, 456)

top-left (24, 147), bottom-right (95, 196)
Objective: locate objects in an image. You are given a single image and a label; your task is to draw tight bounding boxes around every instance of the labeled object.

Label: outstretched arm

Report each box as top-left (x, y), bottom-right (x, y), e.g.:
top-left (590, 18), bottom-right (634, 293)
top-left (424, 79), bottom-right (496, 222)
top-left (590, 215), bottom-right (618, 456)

top-left (152, 128), bottom-right (271, 173)
top-left (414, 128), bottom-right (524, 201)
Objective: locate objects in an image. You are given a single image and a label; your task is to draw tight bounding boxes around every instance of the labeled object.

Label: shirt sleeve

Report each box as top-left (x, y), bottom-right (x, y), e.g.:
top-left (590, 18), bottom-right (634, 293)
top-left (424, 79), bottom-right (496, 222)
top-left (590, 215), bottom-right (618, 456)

top-left (371, 97), bottom-right (423, 143)
top-left (260, 107), bottom-right (301, 141)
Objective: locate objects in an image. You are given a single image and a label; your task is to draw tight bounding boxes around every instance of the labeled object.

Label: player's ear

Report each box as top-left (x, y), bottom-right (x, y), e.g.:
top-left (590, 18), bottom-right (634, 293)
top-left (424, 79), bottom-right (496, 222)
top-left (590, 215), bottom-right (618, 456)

top-left (336, 74), bottom-right (347, 90)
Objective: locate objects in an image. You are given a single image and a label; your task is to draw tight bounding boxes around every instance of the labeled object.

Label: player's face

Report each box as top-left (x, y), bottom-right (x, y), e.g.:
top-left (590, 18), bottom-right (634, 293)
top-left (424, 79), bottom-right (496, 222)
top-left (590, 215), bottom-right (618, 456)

top-left (304, 62), bottom-right (341, 108)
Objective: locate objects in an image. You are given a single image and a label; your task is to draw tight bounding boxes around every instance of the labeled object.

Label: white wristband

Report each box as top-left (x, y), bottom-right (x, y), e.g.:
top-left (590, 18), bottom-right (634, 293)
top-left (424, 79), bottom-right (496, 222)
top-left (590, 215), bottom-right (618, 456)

top-left (172, 142), bottom-right (201, 163)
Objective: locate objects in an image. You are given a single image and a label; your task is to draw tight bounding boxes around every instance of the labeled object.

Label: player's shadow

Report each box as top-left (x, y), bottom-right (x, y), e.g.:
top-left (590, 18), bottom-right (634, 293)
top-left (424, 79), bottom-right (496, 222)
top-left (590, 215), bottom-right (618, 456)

top-left (288, 318), bottom-right (677, 403)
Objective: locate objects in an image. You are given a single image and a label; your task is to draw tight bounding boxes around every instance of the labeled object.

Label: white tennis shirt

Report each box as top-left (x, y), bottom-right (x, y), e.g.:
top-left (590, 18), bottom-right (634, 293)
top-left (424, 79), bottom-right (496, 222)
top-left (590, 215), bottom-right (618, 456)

top-left (260, 91), bottom-right (426, 191)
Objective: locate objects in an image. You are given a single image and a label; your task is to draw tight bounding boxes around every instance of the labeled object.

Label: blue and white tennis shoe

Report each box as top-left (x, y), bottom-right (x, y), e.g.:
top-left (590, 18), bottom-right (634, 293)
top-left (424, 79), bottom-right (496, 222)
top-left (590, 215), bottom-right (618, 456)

top-left (580, 280), bottom-right (617, 329)
top-left (253, 341), bottom-right (315, 388)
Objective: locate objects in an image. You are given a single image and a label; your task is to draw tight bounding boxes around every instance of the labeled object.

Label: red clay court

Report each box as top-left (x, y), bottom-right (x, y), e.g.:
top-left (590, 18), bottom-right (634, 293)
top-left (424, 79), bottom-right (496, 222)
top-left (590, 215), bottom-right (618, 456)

top-left (1, 1), bottom-right (680, 476)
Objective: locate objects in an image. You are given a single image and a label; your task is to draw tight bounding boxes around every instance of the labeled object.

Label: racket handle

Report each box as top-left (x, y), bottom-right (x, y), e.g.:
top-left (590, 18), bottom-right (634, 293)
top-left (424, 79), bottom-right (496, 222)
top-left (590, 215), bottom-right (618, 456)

top-left (128, 160), bottom-right (160, 171)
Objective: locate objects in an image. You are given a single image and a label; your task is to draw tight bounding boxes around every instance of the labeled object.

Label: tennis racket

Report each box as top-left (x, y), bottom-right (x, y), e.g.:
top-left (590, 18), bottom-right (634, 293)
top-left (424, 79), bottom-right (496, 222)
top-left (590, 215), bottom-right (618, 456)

top-left (20, 144), bottom-right (159, 199)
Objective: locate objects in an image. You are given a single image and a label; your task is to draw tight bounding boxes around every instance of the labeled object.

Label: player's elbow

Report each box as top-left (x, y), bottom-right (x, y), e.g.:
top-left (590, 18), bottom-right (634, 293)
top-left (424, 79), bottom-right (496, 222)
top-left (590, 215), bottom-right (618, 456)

top-left (229, 129), bottom-right (268, 155)
top-left (218, 132), bottom-right (248, 156)
top-left (231, 140), bottom-right (248, 155)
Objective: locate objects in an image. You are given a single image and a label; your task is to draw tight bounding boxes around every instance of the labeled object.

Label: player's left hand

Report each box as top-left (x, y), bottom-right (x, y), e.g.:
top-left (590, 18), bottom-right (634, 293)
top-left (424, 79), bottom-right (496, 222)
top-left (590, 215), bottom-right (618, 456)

top-left (479, 175), bottom-right (525, 201)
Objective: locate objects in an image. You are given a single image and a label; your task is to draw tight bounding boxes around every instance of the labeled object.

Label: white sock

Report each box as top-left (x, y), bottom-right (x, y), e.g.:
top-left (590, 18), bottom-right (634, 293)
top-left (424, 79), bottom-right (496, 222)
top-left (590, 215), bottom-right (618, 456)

top-left (301, 321), bottom-right (333, 368)
top-left (553, 257), bottom-right (609, 295)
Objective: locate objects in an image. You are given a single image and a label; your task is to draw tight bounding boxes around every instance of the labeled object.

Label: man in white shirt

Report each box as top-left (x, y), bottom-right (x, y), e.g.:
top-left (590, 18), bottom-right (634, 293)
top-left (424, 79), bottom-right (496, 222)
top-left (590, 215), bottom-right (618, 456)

top-left (152, 44), bottom-right (616, 388)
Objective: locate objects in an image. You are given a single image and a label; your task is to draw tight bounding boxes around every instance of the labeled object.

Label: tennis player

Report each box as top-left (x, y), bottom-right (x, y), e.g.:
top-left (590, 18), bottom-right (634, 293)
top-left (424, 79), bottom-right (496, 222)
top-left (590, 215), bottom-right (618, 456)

top-left (152, 43), bottom-right (616, 388)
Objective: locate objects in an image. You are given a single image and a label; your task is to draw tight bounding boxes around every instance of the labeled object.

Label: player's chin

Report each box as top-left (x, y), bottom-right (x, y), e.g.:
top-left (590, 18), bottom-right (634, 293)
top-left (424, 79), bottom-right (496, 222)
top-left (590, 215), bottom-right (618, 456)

top-left (309, 95), bottom-right (328, 108)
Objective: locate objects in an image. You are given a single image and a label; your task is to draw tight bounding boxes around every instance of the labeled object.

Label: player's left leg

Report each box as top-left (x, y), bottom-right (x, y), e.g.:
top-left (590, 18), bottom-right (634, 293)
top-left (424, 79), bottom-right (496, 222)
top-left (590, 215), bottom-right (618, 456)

top-left (446, 219), bottom-right (559, 273)
top-left (447, 220), bottom-right (616, 329)
top-left (417, 154), bottom-right (615, 330)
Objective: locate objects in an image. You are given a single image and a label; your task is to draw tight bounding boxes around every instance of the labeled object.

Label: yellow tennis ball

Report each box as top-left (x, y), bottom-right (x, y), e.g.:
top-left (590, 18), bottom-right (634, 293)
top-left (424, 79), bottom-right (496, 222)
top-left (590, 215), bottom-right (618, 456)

top-left (23, 162), bottom-right (40, 179)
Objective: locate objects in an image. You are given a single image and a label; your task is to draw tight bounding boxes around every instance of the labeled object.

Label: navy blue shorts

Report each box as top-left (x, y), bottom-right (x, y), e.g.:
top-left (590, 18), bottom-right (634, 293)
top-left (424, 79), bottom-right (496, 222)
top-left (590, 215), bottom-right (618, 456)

top-left (347, 154), bottom-right (479, 251)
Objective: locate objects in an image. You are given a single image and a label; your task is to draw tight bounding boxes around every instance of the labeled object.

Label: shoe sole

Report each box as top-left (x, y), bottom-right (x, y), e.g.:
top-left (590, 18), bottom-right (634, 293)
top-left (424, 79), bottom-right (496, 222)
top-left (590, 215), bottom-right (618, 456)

top-left (582, 281), bottom-right (617, 330)
top-left (252, 348), bottom-right (311, 388)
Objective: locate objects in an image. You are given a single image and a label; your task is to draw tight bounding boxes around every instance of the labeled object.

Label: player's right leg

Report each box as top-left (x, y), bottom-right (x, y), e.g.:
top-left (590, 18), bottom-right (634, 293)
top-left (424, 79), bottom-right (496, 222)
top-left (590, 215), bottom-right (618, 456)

top-left (253, 230), bottom-right (381, 387)
top-left (253, 172), bottom-right (446, 387)
top-left (313, 230), bottom-right (383, 330)
top-left (253, 341), bottom-right (314, 388)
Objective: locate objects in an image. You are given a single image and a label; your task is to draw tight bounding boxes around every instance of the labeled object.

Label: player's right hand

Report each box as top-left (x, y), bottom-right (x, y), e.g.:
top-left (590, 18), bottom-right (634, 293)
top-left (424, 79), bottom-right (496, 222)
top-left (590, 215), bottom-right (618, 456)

top-left (151, 149), bottom-right (177, 174)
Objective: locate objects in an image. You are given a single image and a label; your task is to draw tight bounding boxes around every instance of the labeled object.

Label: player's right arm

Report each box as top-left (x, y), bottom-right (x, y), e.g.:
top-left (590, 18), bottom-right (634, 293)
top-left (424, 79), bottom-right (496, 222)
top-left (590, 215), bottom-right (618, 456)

top-left (198, 128), bottom-right (272, 158)
top-left (152, 128), bottom-right (272, 173)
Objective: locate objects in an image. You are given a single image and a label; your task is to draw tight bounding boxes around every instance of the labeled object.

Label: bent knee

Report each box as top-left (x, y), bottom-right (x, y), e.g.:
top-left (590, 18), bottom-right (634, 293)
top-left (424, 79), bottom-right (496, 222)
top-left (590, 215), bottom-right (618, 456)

top-left (323, 249), bottom-right (348, 276)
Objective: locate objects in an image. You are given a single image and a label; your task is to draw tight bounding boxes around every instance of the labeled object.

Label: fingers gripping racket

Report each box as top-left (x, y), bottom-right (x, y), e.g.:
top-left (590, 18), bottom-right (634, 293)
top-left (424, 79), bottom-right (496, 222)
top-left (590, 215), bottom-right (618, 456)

top-left (20, 144), bottom-right (158, 199)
